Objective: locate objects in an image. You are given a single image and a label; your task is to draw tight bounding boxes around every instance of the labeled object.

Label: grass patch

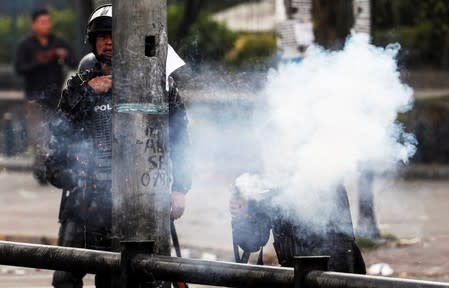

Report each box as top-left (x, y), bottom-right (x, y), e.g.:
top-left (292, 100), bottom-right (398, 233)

top-left (381, 232), bottom-right (398, 241)
top-left (355, 236), bottom-right (381, 249)
top-left (356, 233), bottom-right (398, 250)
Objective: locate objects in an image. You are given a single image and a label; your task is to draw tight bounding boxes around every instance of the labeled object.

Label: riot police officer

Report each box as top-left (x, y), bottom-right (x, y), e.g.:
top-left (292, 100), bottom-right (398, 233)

top-left (230, 173), bottom-right (365, 273)
top-left (46, 5), bottom-right (191, 287)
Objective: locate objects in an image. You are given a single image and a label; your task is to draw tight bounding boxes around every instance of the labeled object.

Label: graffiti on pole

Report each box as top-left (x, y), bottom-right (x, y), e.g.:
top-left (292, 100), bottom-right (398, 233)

top-left (140, 121), bottom-right (170, 189)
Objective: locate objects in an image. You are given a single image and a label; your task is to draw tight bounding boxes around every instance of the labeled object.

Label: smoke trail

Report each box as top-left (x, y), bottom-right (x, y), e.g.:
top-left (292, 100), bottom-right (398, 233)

top-left (253, 33), bottom-right (416, 231)
top-left (181, 33), bottom-right (417, 245)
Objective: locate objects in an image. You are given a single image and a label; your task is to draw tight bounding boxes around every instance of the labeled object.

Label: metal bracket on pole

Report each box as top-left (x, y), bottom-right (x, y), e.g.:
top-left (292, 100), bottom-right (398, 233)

top-left (293, 256), bottom-right (330, 288)
top-left (121, 240), bottom-right (155, 288)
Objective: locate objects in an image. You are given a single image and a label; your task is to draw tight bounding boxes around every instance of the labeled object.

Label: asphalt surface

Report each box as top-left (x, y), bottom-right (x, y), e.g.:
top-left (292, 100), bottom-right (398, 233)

top-left (0, 169), bottom-right (448, 287)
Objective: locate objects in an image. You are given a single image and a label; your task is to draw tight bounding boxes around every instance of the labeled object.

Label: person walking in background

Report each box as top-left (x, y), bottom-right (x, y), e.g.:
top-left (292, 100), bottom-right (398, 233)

top-left (14, 8), bottom-right (77, 184)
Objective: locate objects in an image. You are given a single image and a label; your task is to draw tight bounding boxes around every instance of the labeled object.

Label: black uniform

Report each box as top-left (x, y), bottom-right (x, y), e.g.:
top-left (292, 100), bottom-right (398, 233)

top-left (232, 184), bottom-right (365, 273)
top-left (15, 34), bottom-right (77, 108)
top-left (46, 63), bottom-right (191, 287)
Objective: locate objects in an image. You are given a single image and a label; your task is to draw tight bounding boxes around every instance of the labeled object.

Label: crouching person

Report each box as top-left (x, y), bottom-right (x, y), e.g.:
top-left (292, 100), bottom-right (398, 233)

top-left (230, 173), bottom-right (365, 273)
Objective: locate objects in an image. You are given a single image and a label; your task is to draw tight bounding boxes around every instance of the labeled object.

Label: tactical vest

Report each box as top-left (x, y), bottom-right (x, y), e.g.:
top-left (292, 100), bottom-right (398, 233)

top-left (83, 90), bottom-right (113, 248)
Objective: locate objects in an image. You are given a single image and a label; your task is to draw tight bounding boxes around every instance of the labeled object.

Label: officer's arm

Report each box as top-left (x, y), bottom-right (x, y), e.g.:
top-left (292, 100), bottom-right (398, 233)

top-left (45, 108), bottom-right (77, 189)
top-left (45, 74), bottom-right (90, 189)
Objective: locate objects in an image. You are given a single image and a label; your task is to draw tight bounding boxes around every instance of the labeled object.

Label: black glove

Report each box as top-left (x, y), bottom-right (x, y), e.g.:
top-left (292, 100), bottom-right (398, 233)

top-left (48, 168), bottom-right (78, 190)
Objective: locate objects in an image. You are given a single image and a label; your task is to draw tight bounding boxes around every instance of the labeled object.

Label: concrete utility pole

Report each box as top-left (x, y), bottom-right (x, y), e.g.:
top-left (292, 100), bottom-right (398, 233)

top-left (111, 0), bottom-right (170, 286)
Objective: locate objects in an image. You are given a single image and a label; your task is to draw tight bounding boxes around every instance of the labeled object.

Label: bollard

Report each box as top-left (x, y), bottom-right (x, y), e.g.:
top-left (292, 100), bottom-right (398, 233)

top-left (120, 241), bottom-right (155, 288)
top-left (294, 256), bottom-right (330, 288)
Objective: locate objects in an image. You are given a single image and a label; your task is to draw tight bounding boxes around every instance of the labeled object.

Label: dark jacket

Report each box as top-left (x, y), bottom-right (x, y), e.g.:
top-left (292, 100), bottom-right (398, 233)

top-left (15, 34), bottom-right (77, 108)
top-left (45, 63), bottom-right (191, 229)
top-left (232, 184), bottom-right (366, 273)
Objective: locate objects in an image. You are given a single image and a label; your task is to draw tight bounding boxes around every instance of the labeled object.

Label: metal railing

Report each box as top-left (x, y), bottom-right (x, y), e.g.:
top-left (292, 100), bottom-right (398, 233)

top-left (0, 240), bottom-right (448, 288)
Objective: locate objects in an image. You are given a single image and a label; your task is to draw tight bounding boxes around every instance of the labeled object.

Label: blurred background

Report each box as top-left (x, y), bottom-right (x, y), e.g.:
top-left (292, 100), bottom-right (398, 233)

top-left (0, 0), bottom-right (448, 161)
top-left (0, 0), bottom-right (448, 286)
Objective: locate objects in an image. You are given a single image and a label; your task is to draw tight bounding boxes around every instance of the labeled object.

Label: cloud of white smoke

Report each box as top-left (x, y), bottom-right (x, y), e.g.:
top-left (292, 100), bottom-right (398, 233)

top-left (184, 33), bottom-right (416, 242)
top-left (251, 33), bottom-right (416, 229)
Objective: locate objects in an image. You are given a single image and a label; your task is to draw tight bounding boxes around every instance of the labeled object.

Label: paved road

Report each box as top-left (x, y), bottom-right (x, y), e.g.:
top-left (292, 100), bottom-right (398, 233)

top-left (356, 178), bottom-right (449, 281)
top-left (0, 171), bottom-right (448, 286)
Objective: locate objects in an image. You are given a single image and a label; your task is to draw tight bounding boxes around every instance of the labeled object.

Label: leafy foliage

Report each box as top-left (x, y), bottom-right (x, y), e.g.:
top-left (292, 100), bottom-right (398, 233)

top-left (168, 4), bottom-right (238, 66)
top-left (168, 0), bottom-right (250, 13)
top-left (49, 8), bottom-right (78, 52)
top-left (0, 17), bottom-right (11, 63)
top-left (224, 33), bottom-right (277, 69)
top-left (373, 0), bottom-right (449, 67)
top-left (0, 8), bottom-right (77, 64)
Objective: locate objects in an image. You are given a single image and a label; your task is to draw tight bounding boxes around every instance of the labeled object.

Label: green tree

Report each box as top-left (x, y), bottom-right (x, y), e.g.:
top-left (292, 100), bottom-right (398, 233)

top-left (224, 33), bottom-right (276, 69)
top-left (373, 0), bottom-right (449, 67)
top-left (312, 0), bottom-right (354, 49)
top-left (168, 4), bottom-right (237, 66)
top-left (0, 8), bottom-right (77, 64)
top-left (49, 8), bottom-right (78, 54)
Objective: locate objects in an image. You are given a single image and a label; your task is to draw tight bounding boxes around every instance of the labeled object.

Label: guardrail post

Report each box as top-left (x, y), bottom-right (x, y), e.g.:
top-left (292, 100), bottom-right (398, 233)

top-left (3, 112), bottom-right (15, 156)
top-left (293, 256), bottom-right (330, 288)
top-left (121, 240), bottom-right (155, 288)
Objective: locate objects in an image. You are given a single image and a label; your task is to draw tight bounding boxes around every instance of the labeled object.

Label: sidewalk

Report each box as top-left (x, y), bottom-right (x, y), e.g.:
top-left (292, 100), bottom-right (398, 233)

top-left (0, 156), bottom-right (33, 172)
